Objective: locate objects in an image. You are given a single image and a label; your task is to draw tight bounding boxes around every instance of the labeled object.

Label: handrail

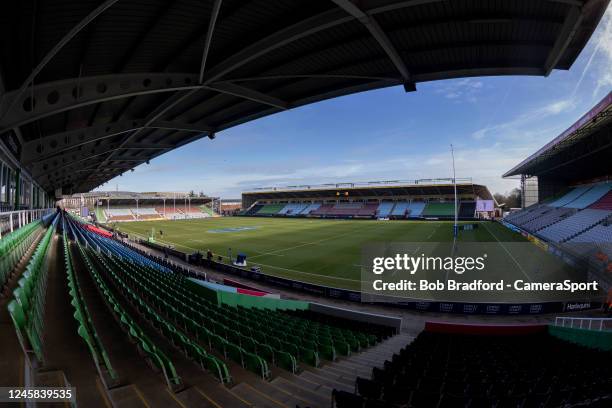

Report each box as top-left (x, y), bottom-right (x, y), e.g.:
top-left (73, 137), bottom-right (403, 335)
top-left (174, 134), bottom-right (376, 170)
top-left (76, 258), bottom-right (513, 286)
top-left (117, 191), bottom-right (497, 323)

top-left (0, 208), bottom-right (54, 239)
top-left (554, 317), bottom-right (612, 331)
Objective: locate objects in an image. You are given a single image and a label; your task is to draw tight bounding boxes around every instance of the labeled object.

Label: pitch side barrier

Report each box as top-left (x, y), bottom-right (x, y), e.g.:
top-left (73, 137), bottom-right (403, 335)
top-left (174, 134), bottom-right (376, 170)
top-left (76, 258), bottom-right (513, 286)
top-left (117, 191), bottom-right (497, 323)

top-left (125, 238), bottom-right (602, 316)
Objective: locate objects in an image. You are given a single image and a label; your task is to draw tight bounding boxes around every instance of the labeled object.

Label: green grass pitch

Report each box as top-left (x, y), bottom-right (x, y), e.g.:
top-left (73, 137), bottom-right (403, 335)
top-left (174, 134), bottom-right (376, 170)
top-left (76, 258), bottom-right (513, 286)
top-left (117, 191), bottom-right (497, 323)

top-left (115, 217), bottom-right (593, 302)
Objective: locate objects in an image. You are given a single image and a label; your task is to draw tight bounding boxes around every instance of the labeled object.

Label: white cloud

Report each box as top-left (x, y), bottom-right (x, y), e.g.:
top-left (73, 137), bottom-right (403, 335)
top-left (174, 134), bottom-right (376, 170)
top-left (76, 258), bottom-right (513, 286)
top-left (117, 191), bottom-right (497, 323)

top-left (471, 97), bottom-right (576, 140)
top-left (572, 4), bottom-right (612, 98)
top-left (541, 99), bottom-right (574, 115)
top-left (434, 78), bottom-right (484, 102)
top-left (594, 6), bottom-right (612, 95)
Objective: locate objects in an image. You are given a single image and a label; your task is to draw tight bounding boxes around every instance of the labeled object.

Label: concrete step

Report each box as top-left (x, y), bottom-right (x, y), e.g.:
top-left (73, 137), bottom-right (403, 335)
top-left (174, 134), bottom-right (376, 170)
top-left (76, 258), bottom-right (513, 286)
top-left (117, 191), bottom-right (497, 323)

top-left (250, 378), bottom-right (318, 408)
top-left (107, 384), bottom-right (149, 408)
top-left (323, 364), bottom-right (369, 379)
top-left (232, 382), bottom-right (288, 408)
top-left (347, 355), bottom-right (389, 367)
top-left (173, 387), bottom-right (219, 408)
top-left (299, 371), bottom-right (353, 393)
top-left (194, 384), bottom-right (253, 408)
top-left (271, 377), bottom-right (330, 408)
top-left (310, 368), bottom-right (354, 386)
top-left (286, 374), bottom-right (334, 398)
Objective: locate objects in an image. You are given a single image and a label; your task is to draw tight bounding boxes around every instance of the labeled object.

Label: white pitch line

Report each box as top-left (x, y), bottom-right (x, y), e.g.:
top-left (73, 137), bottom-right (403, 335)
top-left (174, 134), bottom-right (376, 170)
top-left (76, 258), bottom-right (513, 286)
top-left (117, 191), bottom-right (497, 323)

top-left (426, 224), bottom-right (440, 240)
top-left (215, 254), bottom-right (360, 283)
top-left (482, 222), bottom-right (532, 282)
top-left (248, 224), bottom-right (372, 260)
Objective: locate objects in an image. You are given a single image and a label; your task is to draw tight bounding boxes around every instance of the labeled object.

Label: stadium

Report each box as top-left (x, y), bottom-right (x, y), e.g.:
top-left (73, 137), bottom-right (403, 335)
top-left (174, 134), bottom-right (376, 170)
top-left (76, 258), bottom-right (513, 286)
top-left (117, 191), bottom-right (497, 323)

top-left (1, 1), bottom-right (612, 407)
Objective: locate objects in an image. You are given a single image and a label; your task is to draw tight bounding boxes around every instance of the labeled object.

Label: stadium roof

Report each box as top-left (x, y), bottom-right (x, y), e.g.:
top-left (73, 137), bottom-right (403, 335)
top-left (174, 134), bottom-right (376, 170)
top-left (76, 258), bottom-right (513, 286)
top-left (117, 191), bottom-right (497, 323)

top-left (503, 91), bottom-right (612, 178)
top-left (0, 0), bottom-right (609, 194)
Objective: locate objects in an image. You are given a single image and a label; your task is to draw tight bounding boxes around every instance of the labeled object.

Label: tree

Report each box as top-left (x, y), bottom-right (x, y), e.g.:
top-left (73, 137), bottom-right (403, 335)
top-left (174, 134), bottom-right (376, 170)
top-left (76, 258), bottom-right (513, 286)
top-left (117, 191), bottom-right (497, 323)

top-left (494, 188), bottom-right (522, 209)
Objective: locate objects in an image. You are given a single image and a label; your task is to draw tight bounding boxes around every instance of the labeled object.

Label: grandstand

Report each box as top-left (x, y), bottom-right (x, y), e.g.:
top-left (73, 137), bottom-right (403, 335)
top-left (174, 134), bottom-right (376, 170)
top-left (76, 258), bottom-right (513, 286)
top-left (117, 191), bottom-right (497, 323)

top-left (2, 211), bottom-right (410, 407)
top-left (1, 0), bottom-right (611, 406)
top-left (241, 179), bottom-right (493, 220)
top-left (59, 192), bottom-right (219, 223)
top-left (503, 92), bottom-right (612, 297)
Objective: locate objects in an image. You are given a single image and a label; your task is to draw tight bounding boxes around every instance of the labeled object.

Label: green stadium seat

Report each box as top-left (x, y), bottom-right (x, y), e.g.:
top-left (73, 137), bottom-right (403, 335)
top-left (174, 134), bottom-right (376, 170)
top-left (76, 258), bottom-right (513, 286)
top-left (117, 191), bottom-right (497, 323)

top-left (244, 352), bottom-right (270, 379)
top-left (318, 344), bottom-right (336, 361)
top-left (299, 347), bottom-right (320, 367)
top-left (226, 342), bottom-right (245, 366)
top-left (274, 350), bottom-right (298, 373)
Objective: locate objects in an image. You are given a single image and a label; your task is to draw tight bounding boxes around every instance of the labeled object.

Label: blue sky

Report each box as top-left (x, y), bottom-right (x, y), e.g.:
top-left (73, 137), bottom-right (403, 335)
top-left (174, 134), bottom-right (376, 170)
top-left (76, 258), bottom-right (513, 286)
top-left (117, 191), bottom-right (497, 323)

top-left (98, 7), bottom-right (612, 199)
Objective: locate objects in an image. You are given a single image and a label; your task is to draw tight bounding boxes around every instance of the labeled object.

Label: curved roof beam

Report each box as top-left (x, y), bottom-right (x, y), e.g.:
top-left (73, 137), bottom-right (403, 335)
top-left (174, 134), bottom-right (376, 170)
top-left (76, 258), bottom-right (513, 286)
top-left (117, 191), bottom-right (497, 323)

top-left (0, 72), bottom-right (291, 132)
top-left (330, 0), bottom-right (414, 91)
top-left (4, 0), bottom-right (121, 117)
top-left (199, 0), bottom-right (224, 84)
top-left (22, 119), bottom-right (212, 166)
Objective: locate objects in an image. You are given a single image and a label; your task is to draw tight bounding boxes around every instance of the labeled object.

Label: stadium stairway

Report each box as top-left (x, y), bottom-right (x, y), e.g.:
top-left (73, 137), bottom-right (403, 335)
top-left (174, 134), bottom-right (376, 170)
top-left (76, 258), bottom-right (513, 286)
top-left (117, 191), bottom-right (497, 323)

top-left (68, 239), bottom-right (179, 407)
top-left (259, 332), bottom-right (414, 407)
top-left (41, 234), bottom-right (109, 407)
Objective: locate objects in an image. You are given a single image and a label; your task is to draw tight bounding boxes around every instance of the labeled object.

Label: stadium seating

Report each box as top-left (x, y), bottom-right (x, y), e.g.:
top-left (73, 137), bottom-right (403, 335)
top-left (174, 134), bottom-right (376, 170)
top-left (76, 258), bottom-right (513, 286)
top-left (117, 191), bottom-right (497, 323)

top-left (326, 203), bottom-right (364, 216)
top-left (75, 241), bottom-right (183, 388)
top-left (1, 220), bottom-right (42, 290)
top-left (63, 226), bottom-right (119, 384)
top-left (104, 208), bottom-right (135, 222)
top-left (64, 216), bottom-right (384, 385)
top-left (132, 208), bottom-right (158, 215)
top-left (199, 205), bottom-right (214, 216)
top-left (244, 200), bottom-right (475, 219)
top-left (564, 183), bottom-right (612, 209)
top-left (538, 209), bottom-right (611, 243)
top-left (590, 191), bottom-right (612, 211)
top-left (568, 224), bottom-right (612, 249)
top-left (422, 202), bottom-right (454, 218)
top-left (505, 203), bottom-right (550, 225)
top-left (356, 203), bottom-right (378, 216)
top-left (340, 329), bottom-right (612, 408)
top-left (94, 207), bottom-right (106, 223)
top-left (300, 202), bottom-right (321, 215)
top-left (406, 202), bottom-right (426, 217)
top-left (244, 204), bottom-right (263, 215)
top-left (376, 202), bottom-right (395, 217)
top-left (181, 206), bottom-right (210, 219)
top-left (278, 203), bottom-right (309, 215)
top-left (310, 204), bottom-right (334, 216)
top-left (131, 208), bottom-right (162, 220)
top-left (390, 202), bottom-right (410, 217)
top-left (459, 201), bottom-right (476, 218)
top-left (256, 204), bottom-right (286, 215)
top-left (8, 214), bottom-right (58, 362)
top-left (520, 207), bottom-right (576, 232)
top-left (549, 185), bottom-right (592, 207)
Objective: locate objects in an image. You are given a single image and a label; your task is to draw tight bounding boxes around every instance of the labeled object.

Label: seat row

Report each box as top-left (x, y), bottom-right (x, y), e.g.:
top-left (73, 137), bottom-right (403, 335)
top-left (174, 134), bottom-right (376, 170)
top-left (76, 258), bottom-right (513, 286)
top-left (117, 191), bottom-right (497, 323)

top-left (89, 246), bottom-right (235, 382)
top-left (1, 219), bottom-right (42, 290)
top-left (7, 214), bottom-right (57, 363)
top-left (75, 240), bottom-right (184, 388)
top-left (68, 214), bottom-right (382, 382)
top-left (335, 330), bottom-right (612, 408)
top-left (63, 225), bottom-right (118, 385)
